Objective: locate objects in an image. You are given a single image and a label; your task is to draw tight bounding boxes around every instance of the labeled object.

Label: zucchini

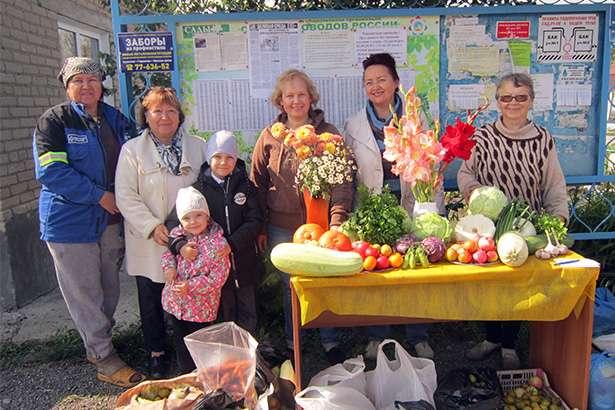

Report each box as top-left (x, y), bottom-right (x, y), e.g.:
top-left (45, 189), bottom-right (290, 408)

top-left (525, 234), bottom-right (574, 254)
top-left (270, 243), bottom-right (363, 277)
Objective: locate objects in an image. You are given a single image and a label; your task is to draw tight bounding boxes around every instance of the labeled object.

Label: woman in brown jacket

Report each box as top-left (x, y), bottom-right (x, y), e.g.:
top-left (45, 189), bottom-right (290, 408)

top-left (251, 69), bottom-right (351, 365)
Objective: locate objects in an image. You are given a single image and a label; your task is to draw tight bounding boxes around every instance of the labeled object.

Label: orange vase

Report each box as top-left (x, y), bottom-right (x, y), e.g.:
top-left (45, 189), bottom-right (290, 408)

top-left (302, 189), bottom-right (330, 231)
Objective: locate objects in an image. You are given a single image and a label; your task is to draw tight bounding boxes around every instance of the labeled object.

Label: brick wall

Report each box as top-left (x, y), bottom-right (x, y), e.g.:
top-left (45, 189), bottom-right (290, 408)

top-left (0, 0), bottom-right (116, 310)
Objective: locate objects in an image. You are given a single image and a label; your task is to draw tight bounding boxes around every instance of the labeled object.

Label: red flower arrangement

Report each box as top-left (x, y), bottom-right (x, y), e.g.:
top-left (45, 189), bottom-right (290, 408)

top-left (383, 86), bottom-right (489, 203)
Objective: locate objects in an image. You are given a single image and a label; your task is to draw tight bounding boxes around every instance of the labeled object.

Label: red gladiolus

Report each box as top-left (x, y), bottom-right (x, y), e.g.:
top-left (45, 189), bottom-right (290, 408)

top-left (441, 119), bottom-right (476, 164)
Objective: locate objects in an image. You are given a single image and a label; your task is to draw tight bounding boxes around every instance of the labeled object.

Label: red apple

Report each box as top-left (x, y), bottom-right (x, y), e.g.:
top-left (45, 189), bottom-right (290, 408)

top-left (528, 376), bottom-right (543, 389)
top-left (364, 246), bottom-right (380, 258)
top-left (473, 250), bottom-right (488, 264)
top-left (486, 250), bottom-right (499, 262)
top-left (478, 236), bottom-right (495, 251)
top-left (351, 241), bottom-right (370, 258)
top-left (376, 255), bottom-right (391, 270)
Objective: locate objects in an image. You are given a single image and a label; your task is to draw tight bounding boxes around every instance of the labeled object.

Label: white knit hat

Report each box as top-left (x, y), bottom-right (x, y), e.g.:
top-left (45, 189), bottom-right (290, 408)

top-left (176, 187), bottom-right (209, 220)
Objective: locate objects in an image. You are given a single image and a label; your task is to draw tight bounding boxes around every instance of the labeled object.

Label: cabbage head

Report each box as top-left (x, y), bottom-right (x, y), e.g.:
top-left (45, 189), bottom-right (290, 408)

top-left (468, 186), bottom-right (509, 221)
top-left (410, 212), bottom-right (452, 243)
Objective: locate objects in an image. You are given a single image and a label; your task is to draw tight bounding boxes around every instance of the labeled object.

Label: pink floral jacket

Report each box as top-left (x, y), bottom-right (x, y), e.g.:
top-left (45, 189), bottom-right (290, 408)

top-left (161, 220), bottom-right (230, 322)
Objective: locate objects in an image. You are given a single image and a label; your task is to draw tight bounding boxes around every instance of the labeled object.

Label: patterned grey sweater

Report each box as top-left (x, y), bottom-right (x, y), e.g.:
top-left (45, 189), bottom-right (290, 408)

top-left (457, 117), bottom-right (569, 221)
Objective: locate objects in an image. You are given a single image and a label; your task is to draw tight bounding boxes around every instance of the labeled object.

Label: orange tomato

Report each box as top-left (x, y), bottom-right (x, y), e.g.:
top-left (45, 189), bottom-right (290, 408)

top-left (445, 247), bottom-right (459, 262)
top-left (463, 240), bottom-right (478, 253)
top-left (451, 243), bottom-right (463, 252)
top-left (457, 251), bottom-right (473, 264)
top-left (363, 256), bottom-right (377, 271)
top-left (388, 252), bottom-right (403, 268)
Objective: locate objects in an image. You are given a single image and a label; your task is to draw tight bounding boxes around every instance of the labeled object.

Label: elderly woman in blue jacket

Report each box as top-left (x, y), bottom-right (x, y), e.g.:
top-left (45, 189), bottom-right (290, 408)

top-left (344, 53), bottom-right (445, 361)
top-left (33, 57), bottom-right (145, 388)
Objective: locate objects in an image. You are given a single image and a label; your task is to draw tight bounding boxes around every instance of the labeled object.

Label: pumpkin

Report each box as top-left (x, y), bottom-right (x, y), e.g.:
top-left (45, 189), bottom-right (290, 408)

top-left (270, 243), bottom-right (363, 277)
top-left (497, 231), bottom-right (529, 267)
top-left (318, 230), bottom-right (352, 251)
top-left (454, 214), bottom-right (496, 243)
top-left (293, 223), bottom-right (325, 244)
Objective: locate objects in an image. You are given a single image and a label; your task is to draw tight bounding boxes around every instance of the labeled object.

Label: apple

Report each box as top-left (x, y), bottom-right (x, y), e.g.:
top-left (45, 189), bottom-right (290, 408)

top-left (478, 236), bottom-right (495, 251)
top-left (364, 246), bottom-right (380, 259)
top-left (473, 250), bottom-right (488, 264)
top-left (486, 250), bottom-right (499, 262)
top-left (376, 255), bottom-right (391, 270)
top-left (351, 241), bottom-right (370, 258)
top-left (528, 376), bottom-right (543, 389)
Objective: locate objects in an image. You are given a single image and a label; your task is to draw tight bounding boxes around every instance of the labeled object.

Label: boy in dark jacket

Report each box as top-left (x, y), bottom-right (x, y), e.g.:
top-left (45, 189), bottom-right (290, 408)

top-left (167, 131), bottom-right (264, 338)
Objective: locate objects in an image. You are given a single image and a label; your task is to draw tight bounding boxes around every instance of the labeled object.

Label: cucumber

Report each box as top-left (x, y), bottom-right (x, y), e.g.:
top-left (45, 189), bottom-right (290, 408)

top-left (525, 234), bottom-right (574, 254)
top-left (270, 243), bottom-right (363, 277)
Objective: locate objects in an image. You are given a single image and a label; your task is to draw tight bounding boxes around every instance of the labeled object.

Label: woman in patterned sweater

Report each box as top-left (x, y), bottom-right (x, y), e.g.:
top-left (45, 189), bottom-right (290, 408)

top-left (458, 73), bottom-right (568, 370)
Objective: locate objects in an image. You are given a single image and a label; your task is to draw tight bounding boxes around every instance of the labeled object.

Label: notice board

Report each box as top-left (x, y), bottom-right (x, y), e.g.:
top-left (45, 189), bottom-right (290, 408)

top-left (171, 6), bottom-right (609, 188)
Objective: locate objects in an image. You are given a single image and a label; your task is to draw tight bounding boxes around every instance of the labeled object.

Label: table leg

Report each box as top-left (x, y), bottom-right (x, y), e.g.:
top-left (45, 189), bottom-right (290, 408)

top-left (529, 297), bottom-right (594, 410)
top-left (291, 283), bottom-right (302, 396)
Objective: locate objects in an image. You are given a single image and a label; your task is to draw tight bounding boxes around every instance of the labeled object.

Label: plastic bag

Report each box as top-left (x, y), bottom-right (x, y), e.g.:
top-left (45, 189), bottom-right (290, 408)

top-left (593, 333), bottom-right (615, 353)
top-left (433, 368), bottom-right (503, 410)
top-left (589, 351), bottom-right (615, 410)
top-left (394, 400), bottom-right (436, 410)
top-left (185, 322), bottom-right (258, 405)
top-left (115, 373), bottom-right (204, 410)
top-left (295, 385), bottom-right (377, 410)
top-left (365, 339), bottom-right (438, 409)
top-left (593, 287), bottom-right (615, 338)
top-left (308, 356), bottom-right (367, 394)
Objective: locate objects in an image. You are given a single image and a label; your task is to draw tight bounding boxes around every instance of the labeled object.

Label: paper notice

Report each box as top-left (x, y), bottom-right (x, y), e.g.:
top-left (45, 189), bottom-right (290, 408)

top-left (354, 28), bottom-right (407, 68)
top-left (557, 83), bottom-right (593, 107)
top-left (531, 73), bottom-right (554, 112)
top-left (448, 46), bottom-right (499, 76)
top-left (508, 41), bottom-right (531, 72)
top-left (448, 84), bottom-right (485, 110)
top-left (220, 31), bottom-right (248, 71)
top-left (194, 33), bottom-right (222, 72)
top-left (302, 29), bottom-right (354, 69)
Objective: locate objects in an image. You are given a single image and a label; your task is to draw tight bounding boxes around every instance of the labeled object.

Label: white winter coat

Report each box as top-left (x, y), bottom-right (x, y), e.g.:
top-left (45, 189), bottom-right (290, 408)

top-left (115, 129), bottom-right (208, 283)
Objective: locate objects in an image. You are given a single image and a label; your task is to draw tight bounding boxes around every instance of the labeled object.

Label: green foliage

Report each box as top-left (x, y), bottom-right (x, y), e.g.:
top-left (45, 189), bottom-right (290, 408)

top-left (340, 185), bottom-right (406, 246)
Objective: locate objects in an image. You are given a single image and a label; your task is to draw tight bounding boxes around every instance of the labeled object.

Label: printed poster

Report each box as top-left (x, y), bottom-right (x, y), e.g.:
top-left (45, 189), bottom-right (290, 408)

top-left (537, 14), bottom-right (598, 63)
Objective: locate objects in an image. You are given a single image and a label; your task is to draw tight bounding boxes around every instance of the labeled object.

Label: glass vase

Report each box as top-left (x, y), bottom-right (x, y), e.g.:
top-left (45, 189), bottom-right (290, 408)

top-left (413, 201), bottom-right (438, 219)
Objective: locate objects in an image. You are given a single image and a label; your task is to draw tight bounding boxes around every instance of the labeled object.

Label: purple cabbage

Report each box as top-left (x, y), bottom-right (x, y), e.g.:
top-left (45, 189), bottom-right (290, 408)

top-left (394, 234), bottom-right (420, 255)
top-left (421, 237), bottom-right (446, 262)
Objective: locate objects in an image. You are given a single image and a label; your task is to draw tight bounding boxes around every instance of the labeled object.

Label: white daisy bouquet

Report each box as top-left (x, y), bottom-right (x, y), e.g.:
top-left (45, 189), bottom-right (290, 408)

top-left (271, 122), bottom-right (356, 200)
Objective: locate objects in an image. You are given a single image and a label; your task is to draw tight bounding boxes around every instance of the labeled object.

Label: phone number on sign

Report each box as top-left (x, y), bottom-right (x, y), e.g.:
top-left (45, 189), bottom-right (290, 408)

top-left (125, 63), bottom-right (171, 71)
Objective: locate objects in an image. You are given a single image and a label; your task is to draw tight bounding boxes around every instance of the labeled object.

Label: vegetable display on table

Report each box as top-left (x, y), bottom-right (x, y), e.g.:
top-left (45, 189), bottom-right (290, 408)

top-left (270, 183), bottom-right (576, 277)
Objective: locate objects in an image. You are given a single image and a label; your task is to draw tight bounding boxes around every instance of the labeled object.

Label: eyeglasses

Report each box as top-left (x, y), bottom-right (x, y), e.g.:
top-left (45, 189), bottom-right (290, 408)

top-left (499, 95), bottom-right (530, 103)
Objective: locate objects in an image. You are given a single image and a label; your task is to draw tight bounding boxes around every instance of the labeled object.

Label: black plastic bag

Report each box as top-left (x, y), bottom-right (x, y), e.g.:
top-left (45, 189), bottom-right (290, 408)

top-left (192, 389), bottom-right (246, 410)
top-left (434, 368), bottom-right (504, 410)
top-left (395, 399), bottom-right (436, 409)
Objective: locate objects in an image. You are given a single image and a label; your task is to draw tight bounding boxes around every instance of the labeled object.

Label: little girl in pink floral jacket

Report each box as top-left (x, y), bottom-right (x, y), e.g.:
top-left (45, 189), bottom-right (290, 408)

top-left (161, 186), bottom-right (230, 373)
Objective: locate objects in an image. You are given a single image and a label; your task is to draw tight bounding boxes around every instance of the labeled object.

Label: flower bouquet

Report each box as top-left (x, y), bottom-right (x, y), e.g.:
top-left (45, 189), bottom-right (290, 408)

top-left (271, 122), bottom-right (356, 200)
top-left (271, 122), bottom-right (356, 229)
top-left (383, 86), bottom-right (489, 207)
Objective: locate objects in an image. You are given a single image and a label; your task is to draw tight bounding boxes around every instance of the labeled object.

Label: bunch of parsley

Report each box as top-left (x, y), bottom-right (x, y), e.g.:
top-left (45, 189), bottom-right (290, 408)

top-left (340, 185), bottom-right (406, 246)
top-left (531, 210), bottom-right (568, 241)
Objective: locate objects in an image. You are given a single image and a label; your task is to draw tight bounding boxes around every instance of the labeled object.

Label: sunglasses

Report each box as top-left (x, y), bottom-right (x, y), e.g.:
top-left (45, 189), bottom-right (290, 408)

top-left (499, 95), bottom-right (530, 103)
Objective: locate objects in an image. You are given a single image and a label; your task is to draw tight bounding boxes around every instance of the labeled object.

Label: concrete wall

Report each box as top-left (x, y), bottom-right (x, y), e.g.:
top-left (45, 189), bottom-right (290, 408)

top-left (0, 0), bottom-right (116, 310)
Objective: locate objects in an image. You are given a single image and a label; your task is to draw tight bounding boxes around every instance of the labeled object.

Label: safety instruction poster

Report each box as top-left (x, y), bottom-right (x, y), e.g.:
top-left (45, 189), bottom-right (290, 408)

top-left (537, 14), bottom-right (598, 62)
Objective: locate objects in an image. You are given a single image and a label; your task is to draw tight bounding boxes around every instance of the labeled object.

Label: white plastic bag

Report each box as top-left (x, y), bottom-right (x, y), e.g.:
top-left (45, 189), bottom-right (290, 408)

top-left (308, 356), bottom-right (367, 394)
top-left (295, 385), bottom-right (377, 410)
top-left (365, 339), bottom-right (437, 409)
top-left (593, 333), bottom-right (615, 353)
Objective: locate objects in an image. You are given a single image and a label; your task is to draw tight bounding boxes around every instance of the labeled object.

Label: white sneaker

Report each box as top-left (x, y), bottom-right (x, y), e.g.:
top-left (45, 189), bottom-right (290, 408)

top-left (414, 341), bottom-right (434, 359)
top-left (364, 340), bottom-right (380, 360)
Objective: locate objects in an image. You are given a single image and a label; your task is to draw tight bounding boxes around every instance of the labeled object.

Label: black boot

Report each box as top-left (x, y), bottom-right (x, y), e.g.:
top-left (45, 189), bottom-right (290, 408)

top-left (148, 354), bottom-right (166, 380)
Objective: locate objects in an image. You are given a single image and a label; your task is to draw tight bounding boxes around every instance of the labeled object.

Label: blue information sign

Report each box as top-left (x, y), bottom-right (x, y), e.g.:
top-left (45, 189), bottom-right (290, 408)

top-left (118, 32), bottom-right (174, 72)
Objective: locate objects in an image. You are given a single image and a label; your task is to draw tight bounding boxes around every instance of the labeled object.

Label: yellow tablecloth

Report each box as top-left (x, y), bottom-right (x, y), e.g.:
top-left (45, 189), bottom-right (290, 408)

top-left (290, 252), bottom-right (599, 326)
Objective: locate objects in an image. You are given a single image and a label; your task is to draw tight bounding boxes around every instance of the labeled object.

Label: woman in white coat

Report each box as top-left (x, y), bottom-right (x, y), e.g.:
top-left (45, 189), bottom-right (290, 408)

top-left (344, 53), bottom-right (444, 361)
top-left (116, 87), bottom-right (208, 379)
